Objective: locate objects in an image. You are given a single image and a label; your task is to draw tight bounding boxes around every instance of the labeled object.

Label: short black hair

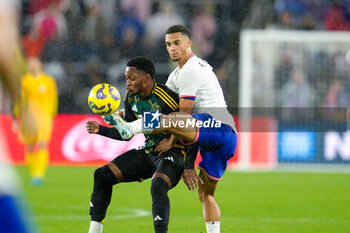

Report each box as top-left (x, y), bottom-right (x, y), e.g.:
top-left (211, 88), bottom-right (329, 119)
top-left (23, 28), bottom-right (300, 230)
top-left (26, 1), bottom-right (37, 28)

top-left (127, 56), bottom-right (155, 80)
top-left (165, 25), bottom-right (191, 39)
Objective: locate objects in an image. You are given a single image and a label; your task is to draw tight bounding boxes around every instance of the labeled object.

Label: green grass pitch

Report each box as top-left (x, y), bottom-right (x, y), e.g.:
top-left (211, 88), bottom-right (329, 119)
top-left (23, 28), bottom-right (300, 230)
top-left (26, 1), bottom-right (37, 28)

top-left (16, 166), bottom-right (350, 233)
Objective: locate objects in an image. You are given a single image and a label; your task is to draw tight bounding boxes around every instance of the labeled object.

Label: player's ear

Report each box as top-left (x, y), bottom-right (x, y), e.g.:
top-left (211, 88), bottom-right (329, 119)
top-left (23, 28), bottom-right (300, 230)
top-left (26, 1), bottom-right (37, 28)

top-left (187, 39), bottom-right (192, 47)
top-left (143, 74), bottom-right (151, 86)
top-left (145, 73), bottom-right (152, 81)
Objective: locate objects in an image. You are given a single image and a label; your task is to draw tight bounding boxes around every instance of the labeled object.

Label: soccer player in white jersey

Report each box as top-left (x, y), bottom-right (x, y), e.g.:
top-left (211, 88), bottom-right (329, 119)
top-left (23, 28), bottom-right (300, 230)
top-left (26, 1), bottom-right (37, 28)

top-left (107, 25), bottom-right (237, 233)
top-left (0, 1), bottom-right (38, 232)
top-left (162, 24), bottom-right (237, 233)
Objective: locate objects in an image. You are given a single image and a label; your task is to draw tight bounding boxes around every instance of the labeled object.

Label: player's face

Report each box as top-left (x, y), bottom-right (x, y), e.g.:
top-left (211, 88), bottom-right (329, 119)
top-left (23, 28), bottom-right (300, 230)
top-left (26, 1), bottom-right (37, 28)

top-left (165, 32), bottom-right (192, 64)
top-left (125, 66), bottom-right (147, 95)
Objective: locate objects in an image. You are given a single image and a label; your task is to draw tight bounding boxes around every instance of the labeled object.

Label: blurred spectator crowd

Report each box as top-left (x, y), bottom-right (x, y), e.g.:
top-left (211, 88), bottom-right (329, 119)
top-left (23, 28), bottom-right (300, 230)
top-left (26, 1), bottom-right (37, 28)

top-left (270, 0), bottom-right (350, 122)
top-left (272, 0), bottom-right (350, 30)
top-left (18, 0), bottom-right (242, 113)
top-left (10, 0), bottom-right (350, 116)
top-left (273, 45), bottom-right (349, 122)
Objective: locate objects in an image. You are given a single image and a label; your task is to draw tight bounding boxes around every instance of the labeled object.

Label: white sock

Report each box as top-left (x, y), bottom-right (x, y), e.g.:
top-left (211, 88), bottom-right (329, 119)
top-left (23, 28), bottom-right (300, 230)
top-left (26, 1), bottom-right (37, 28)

top-left (205, 221), bottom-right (220, 233)
top-left (126, 117), bottom-right (154, 134)
top-left (88, 221), bottom-right (103, 233)
top-left (126, 118), bottom-right (143, 134)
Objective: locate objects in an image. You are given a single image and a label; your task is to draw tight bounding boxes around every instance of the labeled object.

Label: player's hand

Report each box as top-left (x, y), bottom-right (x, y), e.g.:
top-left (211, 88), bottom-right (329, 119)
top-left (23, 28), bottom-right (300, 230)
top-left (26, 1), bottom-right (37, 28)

top-left (182, 169), bottom-right (203, 191)
top-left (86, 120), bottom-right (100, 134)
top-left (155, 138), bottom-right (174, 156)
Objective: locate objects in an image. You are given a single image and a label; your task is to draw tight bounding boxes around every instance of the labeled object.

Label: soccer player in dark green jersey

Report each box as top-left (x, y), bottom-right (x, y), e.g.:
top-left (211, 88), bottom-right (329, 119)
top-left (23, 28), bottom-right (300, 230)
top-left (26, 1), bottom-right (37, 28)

top-left (86, 57), bottom-right (195, 233)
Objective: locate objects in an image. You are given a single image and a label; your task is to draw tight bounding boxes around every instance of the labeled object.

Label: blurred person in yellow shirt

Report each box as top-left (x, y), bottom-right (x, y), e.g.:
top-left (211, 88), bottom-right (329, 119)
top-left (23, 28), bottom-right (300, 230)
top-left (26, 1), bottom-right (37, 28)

top-left (14, 57), bottom-right (58, 186)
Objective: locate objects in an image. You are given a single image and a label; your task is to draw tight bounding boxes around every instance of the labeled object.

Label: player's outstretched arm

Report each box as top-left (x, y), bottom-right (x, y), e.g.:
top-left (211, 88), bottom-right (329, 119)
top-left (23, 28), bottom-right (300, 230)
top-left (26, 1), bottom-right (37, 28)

top-left (86, 119), bottom-right (133, 141)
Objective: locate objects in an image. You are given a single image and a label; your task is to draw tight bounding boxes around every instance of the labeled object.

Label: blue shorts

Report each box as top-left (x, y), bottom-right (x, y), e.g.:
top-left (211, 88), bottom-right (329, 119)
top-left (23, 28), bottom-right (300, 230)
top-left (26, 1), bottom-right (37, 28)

top-left (0, 195), bottom-right (31, 233)
top-left (192, 113), bottom-right (237, 181)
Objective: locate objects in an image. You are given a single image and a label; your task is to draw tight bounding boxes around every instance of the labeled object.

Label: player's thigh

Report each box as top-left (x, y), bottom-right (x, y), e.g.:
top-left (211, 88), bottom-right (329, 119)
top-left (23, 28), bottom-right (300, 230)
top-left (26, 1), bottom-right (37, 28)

top-left (110, 149), bottom-right (156, 182)
top-left (198, 130), bottom-right (237, 180)
top-left (154, 148), bottom-right (184, 189)
top-left (192, 113), bottom-right (235, 149)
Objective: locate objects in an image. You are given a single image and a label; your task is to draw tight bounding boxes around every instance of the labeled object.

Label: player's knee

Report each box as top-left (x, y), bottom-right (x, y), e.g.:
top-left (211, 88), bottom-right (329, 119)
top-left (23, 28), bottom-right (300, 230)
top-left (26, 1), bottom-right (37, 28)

top-left (198, 189), bottom-right (213, 203)
top-left (93, 167), bottom-right (104, 181)
top-left (94, 165), bottom-right (119, 186)
top-left (150, 178), bottom-right (169, 199)
top-left (198, 190), bottom-right (207, 203)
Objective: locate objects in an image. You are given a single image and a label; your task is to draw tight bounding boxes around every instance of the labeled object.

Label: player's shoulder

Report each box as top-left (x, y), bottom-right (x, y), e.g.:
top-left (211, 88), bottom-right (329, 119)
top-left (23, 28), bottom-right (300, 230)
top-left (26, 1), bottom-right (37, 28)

top-left (22, 73), bottom-right (34, 84)
top-left (154, 83), bottom-right (178, 97)
top-left (168, 66), bottom-right (180, 78)
top-left (153, 83), bottom-right (179, 111)
top-left (185, 56), bottom-right (211, 71)
top-left (41, 72), bottom-right (55, 81)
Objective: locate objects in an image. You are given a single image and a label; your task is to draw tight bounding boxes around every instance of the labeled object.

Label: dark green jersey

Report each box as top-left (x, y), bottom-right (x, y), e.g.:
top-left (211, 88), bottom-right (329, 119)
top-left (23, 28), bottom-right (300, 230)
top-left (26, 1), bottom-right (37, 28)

top-left (97, 82), bottom-right (198, 168)
top-left (123, 83), bottom-right (179, 154)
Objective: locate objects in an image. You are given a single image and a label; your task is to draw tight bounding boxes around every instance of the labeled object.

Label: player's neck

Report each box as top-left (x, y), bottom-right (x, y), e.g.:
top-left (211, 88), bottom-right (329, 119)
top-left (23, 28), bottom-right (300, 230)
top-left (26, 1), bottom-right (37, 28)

top-left (178, 52), bottom-right (195, 69)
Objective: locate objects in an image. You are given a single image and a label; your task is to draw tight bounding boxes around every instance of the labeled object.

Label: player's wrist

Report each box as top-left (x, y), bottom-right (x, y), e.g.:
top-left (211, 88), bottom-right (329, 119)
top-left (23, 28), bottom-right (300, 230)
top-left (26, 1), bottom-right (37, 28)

top-left (183, 168), bottom-right (195, 173)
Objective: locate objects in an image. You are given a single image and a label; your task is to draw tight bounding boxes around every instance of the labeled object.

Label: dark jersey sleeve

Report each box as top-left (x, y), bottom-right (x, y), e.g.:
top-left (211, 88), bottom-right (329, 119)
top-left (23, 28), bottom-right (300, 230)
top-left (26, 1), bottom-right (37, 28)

top-left (153, 83), bottom-right (179, 114)
top-left (183, 144), bottom-right (199, 169)
top-left (97, 125), bottom-right (123, 140)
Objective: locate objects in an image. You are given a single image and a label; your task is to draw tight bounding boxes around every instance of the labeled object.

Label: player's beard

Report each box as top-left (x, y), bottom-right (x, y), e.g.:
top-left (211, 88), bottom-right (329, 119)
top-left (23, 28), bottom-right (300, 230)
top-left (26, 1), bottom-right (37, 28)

top-left (127, 88), bottom-right (134, 95)
top-left (172, 57), bottom-right (180, 62)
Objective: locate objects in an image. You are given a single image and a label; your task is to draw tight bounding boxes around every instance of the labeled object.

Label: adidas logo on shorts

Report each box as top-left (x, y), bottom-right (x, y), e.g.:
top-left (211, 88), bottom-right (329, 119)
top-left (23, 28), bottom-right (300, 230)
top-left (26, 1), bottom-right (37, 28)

top-left (164, 156), bottom-right (174, 162)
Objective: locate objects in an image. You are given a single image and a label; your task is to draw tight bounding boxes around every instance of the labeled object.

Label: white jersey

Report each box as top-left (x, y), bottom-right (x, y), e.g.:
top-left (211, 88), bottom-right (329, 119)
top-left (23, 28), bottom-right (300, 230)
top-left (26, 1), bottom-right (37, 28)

top-left (166, 55), bottom-right (237, 132)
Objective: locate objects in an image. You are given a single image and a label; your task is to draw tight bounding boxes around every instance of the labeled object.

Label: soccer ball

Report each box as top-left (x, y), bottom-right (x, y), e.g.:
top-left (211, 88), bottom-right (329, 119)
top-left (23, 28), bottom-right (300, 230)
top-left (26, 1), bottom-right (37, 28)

top-left (88, 83), bottom-right (121, 115)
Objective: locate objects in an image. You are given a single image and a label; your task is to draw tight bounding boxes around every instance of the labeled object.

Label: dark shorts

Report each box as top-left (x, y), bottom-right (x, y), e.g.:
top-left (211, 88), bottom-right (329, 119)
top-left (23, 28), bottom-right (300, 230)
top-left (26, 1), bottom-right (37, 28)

top-left (192, 113), bottom-right (238, 181)
top-left (110, 147), bottom-right (185, 188)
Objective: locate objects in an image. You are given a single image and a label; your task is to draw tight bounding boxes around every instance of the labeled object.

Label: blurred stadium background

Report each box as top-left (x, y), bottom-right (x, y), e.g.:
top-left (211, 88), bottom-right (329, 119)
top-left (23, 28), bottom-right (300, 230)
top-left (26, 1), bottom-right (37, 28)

top-left (0, 0), bottom-right (350, 232)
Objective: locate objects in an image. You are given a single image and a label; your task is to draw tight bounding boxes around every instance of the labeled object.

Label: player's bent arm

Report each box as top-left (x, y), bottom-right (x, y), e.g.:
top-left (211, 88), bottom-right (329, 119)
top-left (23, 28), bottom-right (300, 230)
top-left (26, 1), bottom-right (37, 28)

top-left (182, 144), bottom-right (203, 191)
top-left (156, 98), bottom-right (195, 150)
top-left (183, 144), bottom-right (198, 169)
top-left (179, 98), bottom-right (195, 113)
